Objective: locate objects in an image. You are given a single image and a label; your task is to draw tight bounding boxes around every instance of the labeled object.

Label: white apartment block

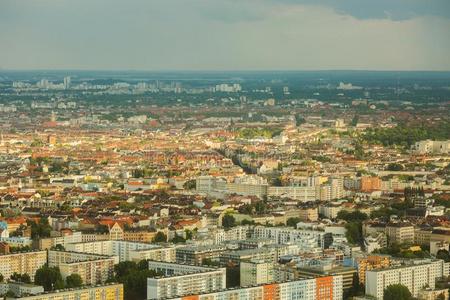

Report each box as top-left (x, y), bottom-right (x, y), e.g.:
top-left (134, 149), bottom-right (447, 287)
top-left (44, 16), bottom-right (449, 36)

top-left (240, 259), bottom-right (274, 286)
top-left (165, 275), bottom-right (343, 300)
top-left (147, 263), bottom-right (226, 299)
top-left (366, 260), bottom-right (448, 299)
top-left (147, 260), bottom-right (222, 276)
top-left (66, 240), bottom-right (175, 262)
top-left (412, 140), bottom-right (450, 154)
top-left (251, 226), bottom-right (327, 249)
top-left (268, 186), bottom-right (317, 202)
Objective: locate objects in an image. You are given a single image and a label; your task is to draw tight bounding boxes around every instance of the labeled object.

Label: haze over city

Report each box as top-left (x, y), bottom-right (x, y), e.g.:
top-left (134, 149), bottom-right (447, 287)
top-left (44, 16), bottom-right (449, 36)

top-left (1, 0), bottom-right (450, 70)
top-left (0, 1), bottom-right (450, 300)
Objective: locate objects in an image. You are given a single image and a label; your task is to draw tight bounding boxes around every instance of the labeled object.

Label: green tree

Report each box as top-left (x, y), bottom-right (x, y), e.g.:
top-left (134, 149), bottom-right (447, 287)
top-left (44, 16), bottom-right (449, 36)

top-left (241, 219), bottom-right (256, 225)
top-left (345, 222), bottom-right (363, 245)
top-left (222, 214), bottom-right (236, 229)
top-left (383, 284), bottom-right (412, 300)
top-left (387, 163), bottom-right (404, 171)
top-left (436, 249), bottom-right (450, 262)
top-left (171, 234), bottom-right (186, 244)
top-left (255, 201), bottom-right (268, 214)
top-left (0, 273), bottom-right (3, 282)
top-left (152, 232), bottom-right (167, 243)
top-left (183, 179), bottom-right (196, 190)
top-left (28, 217), bottom-right (53, 239)
top-left (239, 204), bottom-right (253, 215)
top-left (337, 210), bottom-right (368, 222)
top-left (114, 260), bottom-right (162, 300)
top-left (351, 115), bottom-right (359, 126)
top-left (34, 266), bottom-right (65, 291)
top-left (51, 244), bottom-right (65, 251)
top-left (286, 217), bottom-right (301, 228)
top-left (65, 273), bottom-right (83, 288)
top-left (10, 272), bottom-right (31, 283)
top-left (185, 229), bottom-right (193, 240)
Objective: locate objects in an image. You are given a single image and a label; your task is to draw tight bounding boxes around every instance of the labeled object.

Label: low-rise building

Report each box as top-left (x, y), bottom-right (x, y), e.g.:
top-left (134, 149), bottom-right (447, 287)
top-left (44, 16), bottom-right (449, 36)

top-left (8, 283), bottom-right (123, 300)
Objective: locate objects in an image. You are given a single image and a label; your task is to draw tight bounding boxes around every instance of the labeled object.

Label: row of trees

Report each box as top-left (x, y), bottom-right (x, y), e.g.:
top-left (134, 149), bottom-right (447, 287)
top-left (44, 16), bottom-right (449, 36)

top-left (362, 121), bottom-right (450, 148)
top-left (34, 266), bottom-right (82, 291)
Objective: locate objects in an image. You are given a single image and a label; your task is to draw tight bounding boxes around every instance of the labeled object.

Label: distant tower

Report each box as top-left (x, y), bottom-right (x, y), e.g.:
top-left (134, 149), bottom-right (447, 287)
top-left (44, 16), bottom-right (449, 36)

top-left (64, 76), bottom-right (71, 89)
top-left (50, 111), bottom-right (56, 122)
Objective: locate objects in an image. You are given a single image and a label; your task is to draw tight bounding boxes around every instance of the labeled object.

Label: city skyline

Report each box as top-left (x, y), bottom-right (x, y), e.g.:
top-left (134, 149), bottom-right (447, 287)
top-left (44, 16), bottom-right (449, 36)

top-left (1, 0), bottom-right (450, 71)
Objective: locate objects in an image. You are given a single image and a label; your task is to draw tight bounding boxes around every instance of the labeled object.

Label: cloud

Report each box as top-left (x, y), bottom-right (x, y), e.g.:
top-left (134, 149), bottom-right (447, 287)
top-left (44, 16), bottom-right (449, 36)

top-left (0, 0), bottom-right (449, 70)
top-left (267, 0), bottom-right (450, 21)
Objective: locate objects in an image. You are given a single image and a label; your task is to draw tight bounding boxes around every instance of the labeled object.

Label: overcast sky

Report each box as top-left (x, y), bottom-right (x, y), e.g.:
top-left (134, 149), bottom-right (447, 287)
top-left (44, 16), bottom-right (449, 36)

top-left (1, 0), bottom-right (449, 71)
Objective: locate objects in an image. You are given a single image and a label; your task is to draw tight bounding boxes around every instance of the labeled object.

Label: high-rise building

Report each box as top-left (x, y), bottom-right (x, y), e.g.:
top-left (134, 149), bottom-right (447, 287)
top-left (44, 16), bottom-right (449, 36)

top-left (147, 262), bottom-right (226, 299)
top-left (240, 259), bottom-right (274, 286)
top-left (63, 76), bottom-right (71, 89)
top-left (160, 276), bottom-right (343, 300)
top-left (365, 260), bottom-right (448, 299)
top-left (47, 250), bottom-right (115, 285)
top-left (0, 251), bottom-right (47, 281)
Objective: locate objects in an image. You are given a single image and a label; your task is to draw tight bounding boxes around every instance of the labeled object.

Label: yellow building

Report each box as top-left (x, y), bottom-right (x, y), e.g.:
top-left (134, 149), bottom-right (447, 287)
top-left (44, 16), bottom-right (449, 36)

top-left (356, 255), bottom-right (390, 284)
top-left (0, 251), bottom-right (47, 281)
top-left (13, 283), bottom-right (123, 300)
top-left (124, 230), bottom-right (157, 243)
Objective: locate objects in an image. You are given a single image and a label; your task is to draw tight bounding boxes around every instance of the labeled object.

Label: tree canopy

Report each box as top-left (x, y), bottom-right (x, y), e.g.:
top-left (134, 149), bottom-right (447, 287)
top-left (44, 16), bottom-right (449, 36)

top-left (383, 284), bottom-right (412, 300)
top-left (34, 266), bottom-right (65, 291)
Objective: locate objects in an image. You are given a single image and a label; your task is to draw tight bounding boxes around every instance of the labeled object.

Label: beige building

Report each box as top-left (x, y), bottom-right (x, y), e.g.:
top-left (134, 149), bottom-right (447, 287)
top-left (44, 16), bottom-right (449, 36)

top-left (48, 250), bottom-right (115, 285)
top-left (418, 288), bottom-right (449, 300)
top-left (356, 255), bottom-right (391, 284)
top-left (240, 259), bottom-right (274, 286)
top-left (12, 283), bottom-right (123, 300)
top-left (299, 207), bottom-right (319, 222)
top-left (385, 222), bottom-right (414, 245)
top-left (415, 227), bottom-right (432, 245)
top-left (109, 222), bottom-right (124, 240)
top-left (0, 251), bottom-right (47, 281)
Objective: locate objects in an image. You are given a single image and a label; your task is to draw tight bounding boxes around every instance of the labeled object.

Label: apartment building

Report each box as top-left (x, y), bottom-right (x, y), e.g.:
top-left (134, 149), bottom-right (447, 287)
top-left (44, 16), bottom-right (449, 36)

top-left (356, 255), bottom-right (391, 284)
top-left (164, 276), bottom-right (343, 300)
top-left (0, 251), bottom-right (47, 281)
top-left (267, 186), bottom-right (317, 202)
top-left (220, 248), bottom-right (276, 266)
top-left (48, 250), bottom-right (115, 285)
top-left (299, 207), bottom-right (319, 222)
top-left (147, 263), bottom-right (226, 299)
top-left (366, 260), bottom-right (448, 299)
top-left (38, 231), bottom-right (83, 250)
top-left (147, 261), bottom-right (219, 276)
top-left (66, 240), bottom-right (175, 262)
top-left (176, 245), bottom-right (228, 265)
top-left (385, 221), bottom-right (415, 245)
top-left (251, 226), bottom-right (330, 249)
top-left (12, 283), bottom-right (123, 300)
top-left (360, 176), bottom-right (382, 191)
top-left (412, 140), bottom-right (450, 154)
top-left (240, 259), bottom-right (274, 286)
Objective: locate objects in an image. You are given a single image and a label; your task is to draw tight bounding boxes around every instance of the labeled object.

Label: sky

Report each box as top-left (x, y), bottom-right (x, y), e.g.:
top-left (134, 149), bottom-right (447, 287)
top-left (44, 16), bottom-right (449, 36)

top-left (1, 0), bottom-right (450, 71)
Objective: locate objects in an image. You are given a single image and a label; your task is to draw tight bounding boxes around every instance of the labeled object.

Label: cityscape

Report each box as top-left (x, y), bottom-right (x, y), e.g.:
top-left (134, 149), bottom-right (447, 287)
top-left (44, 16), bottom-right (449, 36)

top-left (1, 1), bottom-right (450, 300)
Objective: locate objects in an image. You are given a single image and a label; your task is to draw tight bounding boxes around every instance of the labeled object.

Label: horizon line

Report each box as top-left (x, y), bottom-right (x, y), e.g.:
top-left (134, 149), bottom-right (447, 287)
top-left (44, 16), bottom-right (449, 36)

top-left (1, 68), bottom-right (450, 73)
